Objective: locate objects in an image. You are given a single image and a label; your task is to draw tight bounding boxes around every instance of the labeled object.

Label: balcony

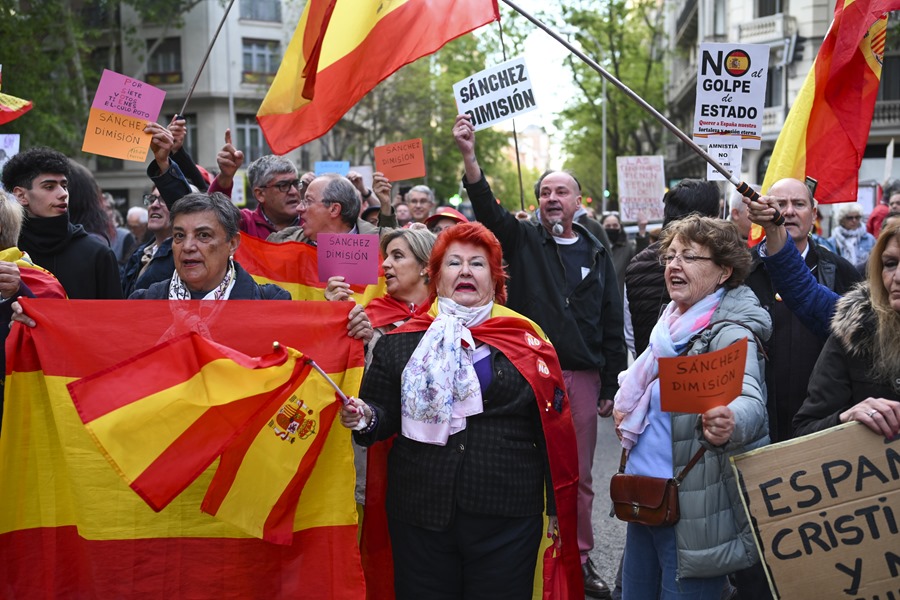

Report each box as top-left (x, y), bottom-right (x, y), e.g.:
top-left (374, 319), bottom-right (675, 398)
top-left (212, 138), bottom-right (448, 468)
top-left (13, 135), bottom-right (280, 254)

top-left (674, 0), bottom-right (698, 43)
top-left (761, 106), bottom-right (785, 139)
top-left (872, 100), bottom-right (900, 130)
top-left (668, 58), bottom-right (698, 105)
top-left (738, 13), bottom-right (797, 44)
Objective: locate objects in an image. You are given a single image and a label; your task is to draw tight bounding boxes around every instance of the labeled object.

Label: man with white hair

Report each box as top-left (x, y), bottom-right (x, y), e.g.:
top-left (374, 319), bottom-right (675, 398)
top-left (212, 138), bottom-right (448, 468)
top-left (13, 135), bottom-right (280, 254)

top-left (728, 185), bottom-right (758, 241)
top-left (126, 206), bottom-right (150, 245)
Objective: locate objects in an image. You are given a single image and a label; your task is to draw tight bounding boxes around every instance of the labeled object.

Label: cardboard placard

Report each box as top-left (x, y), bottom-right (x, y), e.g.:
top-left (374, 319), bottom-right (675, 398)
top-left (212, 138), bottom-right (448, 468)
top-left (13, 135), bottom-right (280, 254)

top-left (453, 56), bottom-right (538, 131)
top-left (616, 156), bottom-right (666, 222)
top-left (659, 337), bottom-right (747, 413)
top-left (731, 423), bottom-right (900, 599)
top-left (82, 70), bottom-right (165, 162)
top-left (693, 43), bottom-right (769, 150)
top-left (374, 138), bottom-right (425, 181)
top-left (314, 161), bottom-right (350, 176)
top-left (316, 233), bottom-right (379, 285)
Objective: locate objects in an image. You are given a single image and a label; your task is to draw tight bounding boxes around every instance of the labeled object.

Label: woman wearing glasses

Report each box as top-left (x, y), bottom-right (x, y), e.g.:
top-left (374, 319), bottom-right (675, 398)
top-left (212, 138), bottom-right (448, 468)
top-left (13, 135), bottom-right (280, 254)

top-left (613, 215), bottom-right (771, 599)
top-left (829, 203), bottom-right (876, 268)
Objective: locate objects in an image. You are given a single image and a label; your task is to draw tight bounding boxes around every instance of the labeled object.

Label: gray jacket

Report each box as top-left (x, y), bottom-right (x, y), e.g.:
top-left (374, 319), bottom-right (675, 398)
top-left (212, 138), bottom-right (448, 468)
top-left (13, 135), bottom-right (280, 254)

top-left (670, 285), bottom-right (772, 579)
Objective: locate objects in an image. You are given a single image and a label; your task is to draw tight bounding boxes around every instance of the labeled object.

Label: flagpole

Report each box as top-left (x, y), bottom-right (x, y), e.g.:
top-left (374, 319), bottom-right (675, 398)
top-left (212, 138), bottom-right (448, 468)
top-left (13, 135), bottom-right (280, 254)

top-left (305, 358), bottom-right (350, 405)
top-left (500, 0), bottom-right (785, 225)
top-left (178, 0), bottom-right (237, 117)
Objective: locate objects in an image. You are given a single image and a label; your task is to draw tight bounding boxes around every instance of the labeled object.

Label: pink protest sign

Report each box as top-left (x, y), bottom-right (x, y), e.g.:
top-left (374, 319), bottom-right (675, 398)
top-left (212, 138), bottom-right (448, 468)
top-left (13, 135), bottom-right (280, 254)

top-left (317, 233), bottom-right (379, 285)
top-left (91, 69), bottom-right (166, 120)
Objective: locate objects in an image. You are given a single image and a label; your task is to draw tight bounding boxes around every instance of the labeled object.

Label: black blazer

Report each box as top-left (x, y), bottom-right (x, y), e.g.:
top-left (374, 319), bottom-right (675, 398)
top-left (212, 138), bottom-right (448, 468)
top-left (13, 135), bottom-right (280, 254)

top-left (355, 329), bottom-right (553, 531)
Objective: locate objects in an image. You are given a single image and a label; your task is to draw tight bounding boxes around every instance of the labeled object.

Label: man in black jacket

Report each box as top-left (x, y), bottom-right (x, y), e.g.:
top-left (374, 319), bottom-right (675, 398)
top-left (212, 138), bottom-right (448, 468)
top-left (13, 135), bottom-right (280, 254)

top-left (2, 148), bottom-right (122, 299)
top-left (454, 115), bottom-right (625, 598)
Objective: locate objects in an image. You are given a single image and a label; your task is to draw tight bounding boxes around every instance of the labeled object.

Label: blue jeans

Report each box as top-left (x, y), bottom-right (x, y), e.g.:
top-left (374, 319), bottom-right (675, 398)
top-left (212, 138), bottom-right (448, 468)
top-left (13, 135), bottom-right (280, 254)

top-left (622, 522), bottom-right (726, 600)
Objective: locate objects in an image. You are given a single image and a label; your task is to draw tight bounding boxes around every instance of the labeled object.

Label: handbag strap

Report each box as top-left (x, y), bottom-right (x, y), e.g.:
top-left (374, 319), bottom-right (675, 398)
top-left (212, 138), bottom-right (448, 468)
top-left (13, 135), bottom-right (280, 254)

top-left (617, 446), bottom-right (706, 481)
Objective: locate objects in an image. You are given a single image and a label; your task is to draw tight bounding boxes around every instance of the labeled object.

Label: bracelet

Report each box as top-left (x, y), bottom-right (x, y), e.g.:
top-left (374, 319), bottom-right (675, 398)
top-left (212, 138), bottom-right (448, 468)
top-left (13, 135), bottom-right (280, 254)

top-left (359, 409), bottom-right (378, 434)
top-left (362, 189), bottom-right (373, 199)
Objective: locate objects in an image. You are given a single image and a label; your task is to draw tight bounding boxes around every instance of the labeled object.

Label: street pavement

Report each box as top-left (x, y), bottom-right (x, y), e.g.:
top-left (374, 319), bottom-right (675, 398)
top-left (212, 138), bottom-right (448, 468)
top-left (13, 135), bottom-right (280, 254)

top-left (589, 413), bottom-right (628, 590)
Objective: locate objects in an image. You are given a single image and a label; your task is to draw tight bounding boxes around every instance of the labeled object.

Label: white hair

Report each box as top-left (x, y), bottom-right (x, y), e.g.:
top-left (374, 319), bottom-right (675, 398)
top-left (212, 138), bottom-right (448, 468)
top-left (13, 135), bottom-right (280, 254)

top-left (728, 184), bottom-right (760, 213)
top-left (127, 206), bottom-right (148, 224)
top-left (835, 202), bottom-right (864, 222)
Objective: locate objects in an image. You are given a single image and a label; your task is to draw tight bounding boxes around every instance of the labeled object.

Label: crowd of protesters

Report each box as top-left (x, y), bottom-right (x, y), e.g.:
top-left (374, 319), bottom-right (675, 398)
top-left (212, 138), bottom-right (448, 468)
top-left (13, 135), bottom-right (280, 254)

top-left (2, 114), bottom-right (898, 600)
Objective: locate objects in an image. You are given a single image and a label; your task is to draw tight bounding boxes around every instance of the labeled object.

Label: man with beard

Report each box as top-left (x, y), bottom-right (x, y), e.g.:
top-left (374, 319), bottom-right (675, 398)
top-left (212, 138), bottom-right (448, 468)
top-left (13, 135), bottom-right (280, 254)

top-left (453, 114), bottom-right (624, 599)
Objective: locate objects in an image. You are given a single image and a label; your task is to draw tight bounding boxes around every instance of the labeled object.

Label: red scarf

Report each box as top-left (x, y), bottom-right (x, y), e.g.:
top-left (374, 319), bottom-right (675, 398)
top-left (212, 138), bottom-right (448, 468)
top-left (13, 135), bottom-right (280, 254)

top-left (360, 301), bottom-right (582, 599)
top-left (364, 295), bottom-right (420, 329)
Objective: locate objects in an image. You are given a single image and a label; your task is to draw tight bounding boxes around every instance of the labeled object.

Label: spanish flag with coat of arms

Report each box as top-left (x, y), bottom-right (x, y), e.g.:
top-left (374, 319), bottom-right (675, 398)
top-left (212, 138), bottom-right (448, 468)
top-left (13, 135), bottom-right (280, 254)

top-left (0, 299), bottom-right (365, 598)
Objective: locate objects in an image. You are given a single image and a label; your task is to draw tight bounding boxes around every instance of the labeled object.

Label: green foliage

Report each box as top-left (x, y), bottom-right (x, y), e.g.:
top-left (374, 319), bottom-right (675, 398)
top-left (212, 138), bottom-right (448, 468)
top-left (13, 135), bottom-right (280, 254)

top-left (556, 0), bottom-right (665, 213)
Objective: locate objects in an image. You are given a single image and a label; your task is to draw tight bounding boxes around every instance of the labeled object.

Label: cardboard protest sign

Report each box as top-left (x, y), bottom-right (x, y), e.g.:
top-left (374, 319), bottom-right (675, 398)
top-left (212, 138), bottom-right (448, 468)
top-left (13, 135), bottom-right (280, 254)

top-left (374, 139), bottom-right (425, 181)
top-left (82, 70), bottom-right (165, 162)
top-left (453, 56), bottom-right (537, 131)
top-left (693, 43), bottom-right (769, 150)
top-left (705, 136), bottom-right (743, 181)
top-left (659, 337), bottom-right (746, 413)
top-left (616, 156), bottom-right (665, 222)
top-left (317, 233), bottom-right (379, 285)
top-left (731, 423), bottom-right (900, 599)
top-left (315, 161), bottom-right (350, 176)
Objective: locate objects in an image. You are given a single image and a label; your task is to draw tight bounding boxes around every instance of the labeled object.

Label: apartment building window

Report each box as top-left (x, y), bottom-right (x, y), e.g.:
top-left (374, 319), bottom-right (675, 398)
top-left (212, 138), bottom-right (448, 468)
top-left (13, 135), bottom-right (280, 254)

top-left (240, 0), bottom-right (281, 22)
top-left (713, 0), bottom-right (727, 37)
top-left (756, 0), bottom-right (783, 18)
top-left (878, 55), bottom-right (900, 101)
top-left (146, 38), bottom-right (183, 85)
top-left (243, 39), bottom-right (280, 84)
top-left (235, 114), bottom-right (270, 163)
top-left (764, 65), bottom-right (783, 107)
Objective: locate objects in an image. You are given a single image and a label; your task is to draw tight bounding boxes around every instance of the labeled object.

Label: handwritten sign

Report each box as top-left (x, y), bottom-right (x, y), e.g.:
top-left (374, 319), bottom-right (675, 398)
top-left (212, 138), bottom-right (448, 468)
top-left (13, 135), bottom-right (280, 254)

top-left (314, 161), bottom-right (350, 176)
top-left (658, 337), bottom-right (747, 413)
top-left (453, 56), bottom-right (538, 131)
top-left (317, 233), bottom-right (379, 285)
top-left (705, 135), bottom-right (743, 181)
top-left (731, 423), bottom-right (900, 599)
top-left (616, 156), bottom-right (666, 222)
top-left (693, 43), bottom-right (769, 150)
top-left (82, 70), bottom-right (165, 162)
top-left (374, 138), bottom-right (426, 181)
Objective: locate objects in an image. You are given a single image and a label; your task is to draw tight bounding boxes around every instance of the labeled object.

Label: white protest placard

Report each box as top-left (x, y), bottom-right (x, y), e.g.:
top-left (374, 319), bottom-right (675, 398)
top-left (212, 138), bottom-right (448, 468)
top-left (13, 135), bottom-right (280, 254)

top-left (693, 43), bottom-right (769, 150)
top-left (705, 136), bottom-right (743, 181)
top-left (453, 56), bottom-right (538, 131)
top-left (0, 134), bottom-right (20, 188)
top-left (616, 156), bottom-right (666, 222)
top-left (731, 423), bottom-right (900, 599)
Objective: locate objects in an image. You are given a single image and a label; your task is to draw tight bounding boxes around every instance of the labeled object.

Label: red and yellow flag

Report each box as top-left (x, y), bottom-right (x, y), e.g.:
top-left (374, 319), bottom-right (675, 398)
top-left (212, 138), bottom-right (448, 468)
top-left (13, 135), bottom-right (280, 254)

top-left (235, 232), bottom-right (386, 304)
top-left (0, 92), bottom-right (32, 126)
top-left (1, 299), bottom-right (365, 598)
top-left (0, 247), bottom-right (67, 298)
top-left (257, 0), bottom-right (500, 154)
top-left (761, 0), bottom-right (900, 203)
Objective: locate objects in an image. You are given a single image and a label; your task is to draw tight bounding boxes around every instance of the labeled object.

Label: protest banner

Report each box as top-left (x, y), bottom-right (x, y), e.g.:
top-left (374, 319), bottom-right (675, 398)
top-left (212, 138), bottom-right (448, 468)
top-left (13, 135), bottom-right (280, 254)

top-left (705, 137), bottom-right (743, 181)
top-left (82, 70), bottom-right (165, 162)
top-left (659, 337), bottom-right (746, 413)
top-left (317, 233), bottom-right (379, 285)
top-left (453, 56), bottom-right (537, 131)
top-left (731, 423), bottom-right (900, 599)
top-left (314, 161), bottom-right (350, 176)
top-left (693, 43), bottom-right (769, 150)
top-left (0, 133), bottom-right (19, 186)
top-left (616, 156), bottom-right (665, 222)
top-left (374, 138), bottom-right (426, 181)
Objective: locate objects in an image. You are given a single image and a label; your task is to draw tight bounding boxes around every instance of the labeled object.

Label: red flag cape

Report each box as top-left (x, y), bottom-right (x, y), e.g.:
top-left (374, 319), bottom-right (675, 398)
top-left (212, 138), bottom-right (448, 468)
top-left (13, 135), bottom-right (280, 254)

top-left (257, 0), bottom-right (500, 153)
top-left (1, 299), bottom-right (365, 598)
top-left (360, 301), bottom-right (583, 599)
top-left (0, 247), bottom-right (67, 298)
top-left (365, 294), bottom-right (424, 328)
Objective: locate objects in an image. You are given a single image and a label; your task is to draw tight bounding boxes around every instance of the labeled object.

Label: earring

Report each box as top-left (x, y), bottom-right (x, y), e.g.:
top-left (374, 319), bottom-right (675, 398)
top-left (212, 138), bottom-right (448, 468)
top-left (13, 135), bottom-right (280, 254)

top-left (420, 271), bottom-right (425, 277)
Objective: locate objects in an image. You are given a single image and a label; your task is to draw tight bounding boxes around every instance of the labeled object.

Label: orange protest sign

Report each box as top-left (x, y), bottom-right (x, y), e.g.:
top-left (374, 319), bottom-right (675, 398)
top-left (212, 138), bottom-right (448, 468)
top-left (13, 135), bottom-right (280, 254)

top-left (373, 138), bottom-right (425, 181)
top-left (658, 337), bottom-right (747, 413)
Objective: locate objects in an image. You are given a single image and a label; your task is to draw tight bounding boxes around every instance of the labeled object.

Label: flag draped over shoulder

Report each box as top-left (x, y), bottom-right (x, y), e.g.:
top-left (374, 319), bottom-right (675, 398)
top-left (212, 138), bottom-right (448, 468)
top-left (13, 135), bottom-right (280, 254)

top-left (762, 0), bottom-right (900, 203)
top-left (257, 0), bottom-right (500, 154)
top-left (236, 232), bottom-right (386, 303)
top-left (1, 299), bottom-right (365, 599)
top-left (0, 248), bottom-right (67, 298)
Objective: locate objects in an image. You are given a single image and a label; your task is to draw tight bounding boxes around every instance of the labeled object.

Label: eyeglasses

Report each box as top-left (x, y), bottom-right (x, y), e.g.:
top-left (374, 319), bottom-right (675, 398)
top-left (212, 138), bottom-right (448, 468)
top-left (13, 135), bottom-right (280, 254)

top-left (259, 179), bottom-right (303, 194)
top-left (408, 199), bottom-right (432, 206)
top-left (659, 253), bottom-right (715, 266)
top-left (844, 215), bottom-right (861, 221)
top-left (298, 196), bottom-right (330, 208)
top-left (142, 194), bottom-right (162, 207)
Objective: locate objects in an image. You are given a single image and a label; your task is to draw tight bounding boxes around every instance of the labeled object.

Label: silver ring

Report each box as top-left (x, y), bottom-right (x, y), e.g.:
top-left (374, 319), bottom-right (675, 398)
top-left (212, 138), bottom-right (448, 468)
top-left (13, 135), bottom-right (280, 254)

top-left (868, 410), bottom-right (877, 418)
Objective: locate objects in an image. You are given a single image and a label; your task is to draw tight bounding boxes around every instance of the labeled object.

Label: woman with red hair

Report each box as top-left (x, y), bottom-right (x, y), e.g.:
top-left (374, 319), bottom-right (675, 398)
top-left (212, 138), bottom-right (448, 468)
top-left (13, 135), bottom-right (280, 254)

top-left (340, 222), bottom-right (581, 599)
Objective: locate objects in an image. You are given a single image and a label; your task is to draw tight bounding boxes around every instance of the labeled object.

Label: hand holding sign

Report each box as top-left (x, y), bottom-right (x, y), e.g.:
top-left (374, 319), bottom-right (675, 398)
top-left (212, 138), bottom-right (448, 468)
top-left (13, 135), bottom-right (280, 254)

top-left (701, 405), bottom-right (735, 446)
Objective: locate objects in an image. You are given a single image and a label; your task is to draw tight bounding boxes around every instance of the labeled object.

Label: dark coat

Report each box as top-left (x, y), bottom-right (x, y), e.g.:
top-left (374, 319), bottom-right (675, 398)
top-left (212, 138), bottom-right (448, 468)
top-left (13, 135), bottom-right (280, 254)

top-left (745, 240), bottom-right (861, 442)
top-left (129, 262), bottom-right (289, 300)
top-left (464, 173), bottom-right (626, 398)
top-left (354, 330), bottom-right (552, 531)
top-left (121, 237), bottom-right (175, 297)
top-left (624, 240), bottom-right (667, 356)
top-left (793, 284), bottom-right (900, 437)
top-left (18, 214), bottom-right (122, 299)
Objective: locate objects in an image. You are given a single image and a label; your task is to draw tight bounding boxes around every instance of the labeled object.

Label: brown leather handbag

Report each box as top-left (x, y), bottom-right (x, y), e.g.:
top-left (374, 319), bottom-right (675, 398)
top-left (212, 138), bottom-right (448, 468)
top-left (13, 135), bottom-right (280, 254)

top-left (609, 447), bottom-right (706, 527)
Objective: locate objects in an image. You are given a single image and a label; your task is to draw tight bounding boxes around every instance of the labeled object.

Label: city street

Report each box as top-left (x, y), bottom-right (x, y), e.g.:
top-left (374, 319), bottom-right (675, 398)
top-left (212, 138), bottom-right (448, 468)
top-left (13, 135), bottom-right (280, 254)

top-left (589, 414), bottom-right (628, 590)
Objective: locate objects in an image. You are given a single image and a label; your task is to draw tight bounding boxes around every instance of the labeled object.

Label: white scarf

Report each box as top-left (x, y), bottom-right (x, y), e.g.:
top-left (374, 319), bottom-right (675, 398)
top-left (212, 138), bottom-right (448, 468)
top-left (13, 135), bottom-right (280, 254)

top-left (399, 297), bottom-right (493, 445)
top-left (168, 259), bottom-right (237, 300)
top-left (830, 225), bottom-right (866, 265)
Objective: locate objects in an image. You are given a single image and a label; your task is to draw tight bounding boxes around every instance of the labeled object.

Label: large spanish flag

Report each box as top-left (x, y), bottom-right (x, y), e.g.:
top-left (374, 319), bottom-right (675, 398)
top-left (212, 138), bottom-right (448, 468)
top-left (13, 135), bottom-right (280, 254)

top-left (236, 232), bottom-right (386, 304)
top-left (762, 0), bottom-right (899, 203)
top-left (1, 299), bottom-right (365, 598)
top-left (0, 247), bottom-right (67, 298)
top-left (257, 0), bottom-right (500, 154)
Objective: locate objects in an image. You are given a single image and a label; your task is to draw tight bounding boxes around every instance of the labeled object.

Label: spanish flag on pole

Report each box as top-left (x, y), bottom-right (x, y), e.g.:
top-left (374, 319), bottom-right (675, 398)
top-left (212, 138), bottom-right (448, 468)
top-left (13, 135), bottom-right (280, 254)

top-left (1, 299), bottom-right (364, 598)
top-left (235, 232), bottom-right (386, 304)
top-left (257, 0), bottom-right (500, 154)
top-left (761, 0), bottom-right (899, 204)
